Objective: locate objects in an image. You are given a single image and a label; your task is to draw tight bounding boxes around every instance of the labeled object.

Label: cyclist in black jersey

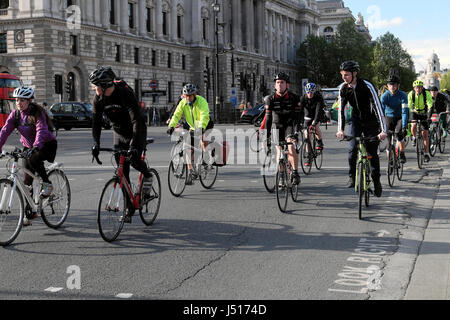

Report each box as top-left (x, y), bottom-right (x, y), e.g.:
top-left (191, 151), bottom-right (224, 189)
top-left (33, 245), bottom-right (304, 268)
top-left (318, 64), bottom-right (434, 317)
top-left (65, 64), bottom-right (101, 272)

top-left (260, 72), bottom-right (302, 185)
top-left (336, 61), bottom-right (387, 197)
top-left (89, 67), bottom-right (152, 221)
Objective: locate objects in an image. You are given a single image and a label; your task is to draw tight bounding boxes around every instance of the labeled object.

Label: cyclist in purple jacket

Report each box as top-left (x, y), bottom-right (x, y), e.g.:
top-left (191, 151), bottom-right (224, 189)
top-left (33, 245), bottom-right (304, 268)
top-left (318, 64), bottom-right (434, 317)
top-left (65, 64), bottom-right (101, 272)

top-left (0, 86), bottom-right (57, 203)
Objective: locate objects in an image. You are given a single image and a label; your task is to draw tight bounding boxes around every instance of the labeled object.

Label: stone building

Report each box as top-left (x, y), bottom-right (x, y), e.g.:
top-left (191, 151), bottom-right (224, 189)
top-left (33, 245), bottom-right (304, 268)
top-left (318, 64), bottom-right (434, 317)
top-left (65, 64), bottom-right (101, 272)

top-left (418, 52), bottom-right (441, 90)
top-left (0, 0), bottom-right (322, 121)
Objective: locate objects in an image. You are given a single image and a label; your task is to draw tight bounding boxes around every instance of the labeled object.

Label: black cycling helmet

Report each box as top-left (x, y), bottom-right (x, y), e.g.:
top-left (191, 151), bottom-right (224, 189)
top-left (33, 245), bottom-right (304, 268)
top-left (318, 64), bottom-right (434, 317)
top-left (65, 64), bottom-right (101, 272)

top-left (340, 61), bottom-right (360, 73)
top-left (387, 74), bottom-right (401, 84)
top-left (274, 72), bottom-right (290, 83)
top-left (89, 66), bottom-right (116, 89)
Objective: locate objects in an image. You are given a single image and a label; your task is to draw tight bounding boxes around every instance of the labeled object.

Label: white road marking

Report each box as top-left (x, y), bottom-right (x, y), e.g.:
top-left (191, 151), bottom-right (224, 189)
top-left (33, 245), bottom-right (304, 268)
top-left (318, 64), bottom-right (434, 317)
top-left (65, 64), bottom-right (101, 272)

top-left (116, 293), bottom-right (133, 299)
top-left (45, 287), bottom-right (63, 293)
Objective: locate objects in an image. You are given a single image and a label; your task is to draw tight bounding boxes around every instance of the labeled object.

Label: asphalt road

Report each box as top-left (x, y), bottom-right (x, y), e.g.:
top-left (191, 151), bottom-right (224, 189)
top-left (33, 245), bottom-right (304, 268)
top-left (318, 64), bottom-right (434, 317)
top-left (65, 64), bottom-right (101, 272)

top-left (0, 124), bottom-right (446, 302)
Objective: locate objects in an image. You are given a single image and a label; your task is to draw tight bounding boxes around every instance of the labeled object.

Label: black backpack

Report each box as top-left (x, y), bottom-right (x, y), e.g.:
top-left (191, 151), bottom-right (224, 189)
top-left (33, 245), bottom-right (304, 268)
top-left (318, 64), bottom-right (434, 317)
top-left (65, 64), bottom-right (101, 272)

top-left (14, 105), bottom-right (55, 133)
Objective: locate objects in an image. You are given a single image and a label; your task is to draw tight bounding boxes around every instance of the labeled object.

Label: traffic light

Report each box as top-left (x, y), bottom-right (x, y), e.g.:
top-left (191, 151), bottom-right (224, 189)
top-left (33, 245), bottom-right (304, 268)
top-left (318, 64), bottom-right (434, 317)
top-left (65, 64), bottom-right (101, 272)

top-left (54, 74), bottom-right (62, 94)
top-left (65, 80), bottom-right (71, 94)
top-left (238, 72), bottom-right (245, 91)
top-left (203, 69), bottom-right (210, 88)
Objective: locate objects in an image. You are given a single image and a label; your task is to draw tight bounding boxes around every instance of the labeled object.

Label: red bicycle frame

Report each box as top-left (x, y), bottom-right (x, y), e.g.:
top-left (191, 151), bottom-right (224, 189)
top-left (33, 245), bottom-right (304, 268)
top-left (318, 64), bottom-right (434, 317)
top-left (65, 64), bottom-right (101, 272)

top-left (115, 152), bottom-right (146, 210)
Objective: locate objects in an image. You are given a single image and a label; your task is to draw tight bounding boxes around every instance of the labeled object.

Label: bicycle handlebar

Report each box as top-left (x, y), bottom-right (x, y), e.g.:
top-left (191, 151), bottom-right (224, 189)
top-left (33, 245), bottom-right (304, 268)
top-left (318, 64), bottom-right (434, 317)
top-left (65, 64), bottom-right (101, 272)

top-left (339, 135), bottom-right (380, 143)
top-left (92, 148), bottom-right (132, 165)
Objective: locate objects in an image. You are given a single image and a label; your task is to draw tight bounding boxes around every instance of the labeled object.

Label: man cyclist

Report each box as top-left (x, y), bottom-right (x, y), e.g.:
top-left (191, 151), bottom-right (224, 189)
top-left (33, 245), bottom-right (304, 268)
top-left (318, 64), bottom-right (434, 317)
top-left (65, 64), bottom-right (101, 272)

top-left (408, 80), bottom-right (433, 162)
top-left (429, 86), bottom-right (450, 138)
top-left (300, 82), bottom-right (326, 167)
top-left (89, 66), bottom-right (152, 223)
top-left (380, 74), bottom-right (409, 163)
top-left (167, 83), bottom-right (213, 185)
top-left (260, 72), bottom-right (302, 185)
top-left (336, 61), bottom-right (387, 197)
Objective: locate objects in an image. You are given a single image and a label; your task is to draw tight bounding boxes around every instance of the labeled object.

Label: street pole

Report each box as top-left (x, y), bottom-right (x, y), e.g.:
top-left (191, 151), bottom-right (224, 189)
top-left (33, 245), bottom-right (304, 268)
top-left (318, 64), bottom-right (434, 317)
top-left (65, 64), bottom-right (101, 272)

top-left (213, 1), bottom-right (220, 124)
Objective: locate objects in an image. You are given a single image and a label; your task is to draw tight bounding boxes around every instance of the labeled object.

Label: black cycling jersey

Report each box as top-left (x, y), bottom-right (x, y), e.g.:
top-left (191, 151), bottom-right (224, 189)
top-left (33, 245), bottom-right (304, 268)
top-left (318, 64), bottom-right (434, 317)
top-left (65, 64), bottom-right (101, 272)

top-left (300, 92), bottom-right (326, 124)
top-left (338, 78), bottom-right (386, 133)
top-left (264, 91), bottom-right (302, 131)
top-left (431, 92), bottom-right (450, 114)
top-left (92, 82), bottom-right (147, 149)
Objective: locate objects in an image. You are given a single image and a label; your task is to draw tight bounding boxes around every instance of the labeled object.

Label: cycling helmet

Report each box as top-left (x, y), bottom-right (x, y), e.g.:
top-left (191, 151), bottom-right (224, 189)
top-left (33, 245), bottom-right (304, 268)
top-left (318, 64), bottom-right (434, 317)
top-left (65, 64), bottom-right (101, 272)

top-left (305, 83), bottom-right (317, 94)
top-left (274, 72), bottom-right (290, 83)
top-left (340, 61), bottom-right (360, 73)
top-left (89, 66), bottom-right (116, 89)
top-left (387, 75), bottom-right (400, 84)
top-left (182, 83), bottom-right (198, 95)
top-left (413, 79), bottom-right (424, 87)
top-left (13, 86), bottom-right (35, 99)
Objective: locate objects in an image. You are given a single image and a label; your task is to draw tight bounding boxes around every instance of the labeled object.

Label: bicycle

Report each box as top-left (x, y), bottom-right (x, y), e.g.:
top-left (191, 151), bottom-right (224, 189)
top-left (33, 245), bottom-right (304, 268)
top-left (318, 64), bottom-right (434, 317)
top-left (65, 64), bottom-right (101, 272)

top-left (168, 130), bottom-right (218, 197)
top-left (275, 139), bottom-right (301, 213)
top-left (411, 115), bottom-right (428, 169)
top-left (0, 148), bottom-right (71, 246)
top-left (300, 125), bottom-right (323, 175)
top-left (386, 130), bottom-right (403, 187)
top-left (429, 112), bottom-right (448, 154)
top-left (342, 135), bottom-right (378, 220)
top-left (94, 139), bottom-right (161, 242)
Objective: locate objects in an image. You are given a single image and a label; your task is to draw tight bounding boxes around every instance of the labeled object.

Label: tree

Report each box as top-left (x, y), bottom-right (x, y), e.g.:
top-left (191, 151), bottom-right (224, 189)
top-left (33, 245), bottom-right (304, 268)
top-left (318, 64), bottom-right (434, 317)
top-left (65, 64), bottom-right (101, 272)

top-left (371, 32), bottom-right (416, 91)
top-left (440, 72), bottom-right (450, 91)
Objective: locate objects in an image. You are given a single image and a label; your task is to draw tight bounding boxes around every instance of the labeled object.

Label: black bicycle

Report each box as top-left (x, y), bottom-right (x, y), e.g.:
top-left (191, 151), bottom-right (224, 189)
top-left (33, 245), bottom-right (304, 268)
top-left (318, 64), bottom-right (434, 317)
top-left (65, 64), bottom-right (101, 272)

top-left (300, 125), bottom-right (323, 175)
top-left (386, 130), bottom-right (403, 187)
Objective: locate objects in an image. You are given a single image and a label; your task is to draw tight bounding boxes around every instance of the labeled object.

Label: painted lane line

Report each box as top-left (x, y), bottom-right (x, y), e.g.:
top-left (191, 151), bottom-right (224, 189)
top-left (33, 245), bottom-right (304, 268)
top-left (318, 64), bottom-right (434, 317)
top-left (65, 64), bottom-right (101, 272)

top-left (116, 293), bottom-right (133, 299)
top-left (45, 287), bottom-right (63, 293)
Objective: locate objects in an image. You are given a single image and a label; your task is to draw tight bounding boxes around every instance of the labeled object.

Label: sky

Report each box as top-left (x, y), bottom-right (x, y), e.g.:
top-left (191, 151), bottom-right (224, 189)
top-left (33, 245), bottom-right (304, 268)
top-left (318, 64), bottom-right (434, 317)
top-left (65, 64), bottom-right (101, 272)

top-left (341, 0), bottom-right (450, 73)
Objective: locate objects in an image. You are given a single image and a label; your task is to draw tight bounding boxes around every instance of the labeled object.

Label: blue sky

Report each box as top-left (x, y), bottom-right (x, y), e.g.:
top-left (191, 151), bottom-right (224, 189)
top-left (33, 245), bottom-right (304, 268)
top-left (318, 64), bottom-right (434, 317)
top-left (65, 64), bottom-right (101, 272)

top-left (341, 0), bottom-right (450, 72)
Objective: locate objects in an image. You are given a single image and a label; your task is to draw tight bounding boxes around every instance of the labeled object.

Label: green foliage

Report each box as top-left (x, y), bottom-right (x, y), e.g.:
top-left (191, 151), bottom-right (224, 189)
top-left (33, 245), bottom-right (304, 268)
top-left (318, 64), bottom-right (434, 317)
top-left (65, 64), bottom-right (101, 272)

top-left (440, 73), bottom-right (450, 91)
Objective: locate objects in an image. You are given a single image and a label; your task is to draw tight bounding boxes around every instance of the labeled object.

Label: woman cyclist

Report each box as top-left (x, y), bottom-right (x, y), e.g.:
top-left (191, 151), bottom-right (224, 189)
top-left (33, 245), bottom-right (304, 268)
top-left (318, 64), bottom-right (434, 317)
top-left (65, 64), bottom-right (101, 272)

top-left (0, 86), bottom-right (57, 225)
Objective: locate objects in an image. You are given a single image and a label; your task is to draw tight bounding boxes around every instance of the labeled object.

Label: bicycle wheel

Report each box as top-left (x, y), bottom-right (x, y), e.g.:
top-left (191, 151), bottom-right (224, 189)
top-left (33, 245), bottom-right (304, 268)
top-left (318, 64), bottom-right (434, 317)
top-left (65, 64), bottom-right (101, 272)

top-left (168, 153), bottom-right (187, 197)
top-left (41, 169), bottom-right (71, 229)
top-left (199, 163), bottom-right (218, 189)
top-left (387, 148), bottom-right (395, 187)
top-left (262, 152), bottom-right (277, 193)
top-left (429, 128), bottom-right (438, 157)
top-left (314, 142), bottom-right (323, 170)
top-left (300, 140), bottom-right (312, 175)
top-left (396, 146), bottom-right (404, 181)
top-left (365, 163), bottom-right (371, 208)
top-left (275, 162), bottom-right (289, 213)
top-left (0, 179), bottom-right (24, 246)
top-left (416, 136), bottom-right (423, 169)
top-left (97, 178), bottom-right (125, 242)
top-left (356, 162), bottom-right (364, 220)
top-left (439, 126), bottom-right (446, 153)
top-left (139, 168), bottom-right (161, 226)
top-left (290, 170), bottom-right (300, 202)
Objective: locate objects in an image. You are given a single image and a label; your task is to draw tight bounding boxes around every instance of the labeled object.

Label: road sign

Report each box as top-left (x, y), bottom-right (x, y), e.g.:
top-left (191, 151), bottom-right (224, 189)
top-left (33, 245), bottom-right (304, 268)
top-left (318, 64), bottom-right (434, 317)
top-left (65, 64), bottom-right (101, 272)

top-left (149, 80), bottom-right (158, 90)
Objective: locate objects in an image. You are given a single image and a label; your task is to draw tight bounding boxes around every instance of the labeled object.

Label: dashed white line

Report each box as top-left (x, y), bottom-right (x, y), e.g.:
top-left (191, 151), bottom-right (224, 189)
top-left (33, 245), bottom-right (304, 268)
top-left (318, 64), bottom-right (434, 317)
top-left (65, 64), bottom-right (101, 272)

top-left (45, 287), bottom-right (63, 293)
top-left (116, 293), bottom-right (133, 299)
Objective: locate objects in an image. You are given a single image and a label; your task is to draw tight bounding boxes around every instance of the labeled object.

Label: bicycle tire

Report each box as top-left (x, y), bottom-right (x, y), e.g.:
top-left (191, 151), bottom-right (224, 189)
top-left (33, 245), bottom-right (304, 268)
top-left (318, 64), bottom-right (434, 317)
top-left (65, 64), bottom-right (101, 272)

top-left (41, 169), bottom-right (71, 229)
top-left (416, 136), bottom-right (423, 169)
top-left (262, 152), bottom-right (277, 193)
top-left (300, 140), bottom-right (312, 175)
top-left (97, 178), bottom-right (125, 242)
top-left (0, 179), bottom-right (24, 247)
top-left (387, 148), bottom-right (395, 187)
top-left (199, 163), bottom-right (218, 189)
top-left (365, 162), bottom-right (371, 208)
top-left (290, 171), bottom-right (300, 203)
top-left (396, 146), bottom-right (404, 181)
top-left (139, 168), bottom-right (161, 226)
top-left (276, 162), bottom-right (288, 213)
top-left (357, 162), bottom-right (364, 220)
top-left (439, 126), bottom-right (446, 153)
top-left (314, 148), bottom-right (323, 170)
top-left (168, 154), bottom-right (187, 197)
top-left (429, 128), bottom-right (438, 157)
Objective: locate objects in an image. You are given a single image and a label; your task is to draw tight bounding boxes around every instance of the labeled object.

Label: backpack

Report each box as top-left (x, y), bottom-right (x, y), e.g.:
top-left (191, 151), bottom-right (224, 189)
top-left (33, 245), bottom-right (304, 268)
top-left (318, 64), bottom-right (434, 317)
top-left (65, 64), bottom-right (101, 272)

top-left (14, 105), bottom-right (56, 133)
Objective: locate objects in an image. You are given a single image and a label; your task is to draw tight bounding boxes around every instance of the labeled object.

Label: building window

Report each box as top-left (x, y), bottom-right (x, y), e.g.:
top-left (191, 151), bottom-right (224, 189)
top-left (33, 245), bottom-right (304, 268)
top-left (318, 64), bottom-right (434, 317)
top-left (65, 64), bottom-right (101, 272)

top-left (168, 81), bottom-right (173, 102)
top-left (146, 7), bottom-right (152, 32)
top-left (177, 15), bottom-right (182, 38)
top-left (134, 79), bottom-right (140, 100)
top-left (324, 26), bottom-right (333, 33)
top-left (128, 2), bottom-right (134, 29)
top-left (151, 49), bottom-right (156, 66)
top-left (0, 33), bottom-right (6, 53)
top-left (0, 0), bottom-right (8, 9)
top-left (110, 0), bottom-right (115, 25)
top-left (66, 0), bottom-right (73, 7)
top-left (167, 52), bottom-right (171, 68)
top-left (115, 44), bottom-right (121, 62)
top-left (202, 18), bottom-right (207, 41)
top-left (134, 47), bottom-right (139, 64)
top-left (70, 35), bottom-right (78, 55)
top-left (162, 12), bottom-right (168, 36)
top-left (182, 54), bottom-right (186, 70)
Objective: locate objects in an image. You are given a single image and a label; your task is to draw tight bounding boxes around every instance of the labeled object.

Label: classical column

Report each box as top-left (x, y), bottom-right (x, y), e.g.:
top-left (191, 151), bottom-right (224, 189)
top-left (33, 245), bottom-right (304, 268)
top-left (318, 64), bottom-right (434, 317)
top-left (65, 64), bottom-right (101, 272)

top-left (232, 0), bottom-right (241, 49)
top-left (156, 0), bottom-right (163, 39)
top-left (139, 0), bottom-right (147, 36)
top-left (101, 0), bottom-right (109, 28)
top-left (18, 0), bottom-right (31, 18)
top-left (120, 0), bottom-right (129, 33)
top-left (246, 0), bottom-right (254, 52)
top-left (191, 0), bottom-right (200, 44)
top-left (171, 2), bottom-right (178, 42)
top-left (268, 10), bottom-right (273, 59)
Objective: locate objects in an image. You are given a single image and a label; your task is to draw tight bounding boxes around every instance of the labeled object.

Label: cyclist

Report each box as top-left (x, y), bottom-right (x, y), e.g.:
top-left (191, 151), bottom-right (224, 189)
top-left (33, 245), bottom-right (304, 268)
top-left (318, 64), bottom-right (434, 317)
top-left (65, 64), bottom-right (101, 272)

top-left (408, 79), bottom-right (433, 162)
top-left (259, 72), bottom-right (302, 185)
top-left (380, 74), bottom-right (409, 163)
top-left (429, 86), bottom-right (450, 138)
top-left (167, 83), bottom-right (214, 185)
top-left (0, 86), bottom-right (57, 225)
top-left (300, 82), bottom-right (326, 167)
top-left (89, 66), bottom-right (152, 223)
top-left (336, 61), bottom-right (387, 197)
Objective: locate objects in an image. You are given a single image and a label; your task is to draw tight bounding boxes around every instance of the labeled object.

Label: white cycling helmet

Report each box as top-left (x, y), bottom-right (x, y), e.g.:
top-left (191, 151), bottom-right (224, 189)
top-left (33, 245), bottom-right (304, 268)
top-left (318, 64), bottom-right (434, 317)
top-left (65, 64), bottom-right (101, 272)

top-left (13, 86), bottom-right (35, 99)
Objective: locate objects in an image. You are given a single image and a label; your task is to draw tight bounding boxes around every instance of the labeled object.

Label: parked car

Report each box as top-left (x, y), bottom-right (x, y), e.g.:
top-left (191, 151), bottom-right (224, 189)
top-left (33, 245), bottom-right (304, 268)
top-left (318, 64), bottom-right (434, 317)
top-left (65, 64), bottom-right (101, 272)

top-left (50, 102), bottom-right (111, 130)
top-left (240, 104), bottom-right (265, 124)
top-left (320, 87), bottom-right (340, 109)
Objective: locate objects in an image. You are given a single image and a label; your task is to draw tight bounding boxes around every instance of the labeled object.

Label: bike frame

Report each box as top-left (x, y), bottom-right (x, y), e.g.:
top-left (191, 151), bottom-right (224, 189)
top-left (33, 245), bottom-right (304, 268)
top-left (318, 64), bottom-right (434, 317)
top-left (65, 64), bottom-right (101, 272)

top-left (114, 152), bottom-right (146, 210)
top-left (355, 138), bottom-right (371, 194)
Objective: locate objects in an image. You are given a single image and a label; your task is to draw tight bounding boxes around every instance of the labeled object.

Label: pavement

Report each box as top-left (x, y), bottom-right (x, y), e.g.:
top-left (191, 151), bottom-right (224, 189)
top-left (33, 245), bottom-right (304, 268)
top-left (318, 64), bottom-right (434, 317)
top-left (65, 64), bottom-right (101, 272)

top-left (404, 157), bottom-right (450, 300)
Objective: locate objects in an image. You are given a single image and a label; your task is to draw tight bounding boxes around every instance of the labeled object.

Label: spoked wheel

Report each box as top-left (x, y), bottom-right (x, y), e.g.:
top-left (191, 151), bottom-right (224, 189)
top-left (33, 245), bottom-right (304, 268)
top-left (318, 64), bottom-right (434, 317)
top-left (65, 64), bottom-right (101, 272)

top-left (300, 141), bottom-right (312, 175)
top-left (168, 154), bottom-right (187, 197)
top-left (199, 163), bottom-right (218, 189)
top-left (290, 172), bottom-right (300, 202)
top-left (365, 164), bottom-right (371, 208)
top-left (439, 127), bottom-right (446, 153)
top-left (139, 168), bottom-right (161, 226)
top-left (41, 169), bottom-right (71, 229)
top-left (416, 137), bottom-right (424, 169)
top-left (97, 178), bottom-right (125, 242)
top-left (387, 148), bottom-right (396, 187)
top-left (275, 162), bottom-right (289, 213)
top-left (396, 146), bottom-right (404, 181)
top-left (262, 152), bottom-right (277, 193)
top-left (429, 128), bottom-right (438, 157)
top-left (0, 179), bottom-right (24, 247)
top-left (357, 162), bottom-right (364, 220)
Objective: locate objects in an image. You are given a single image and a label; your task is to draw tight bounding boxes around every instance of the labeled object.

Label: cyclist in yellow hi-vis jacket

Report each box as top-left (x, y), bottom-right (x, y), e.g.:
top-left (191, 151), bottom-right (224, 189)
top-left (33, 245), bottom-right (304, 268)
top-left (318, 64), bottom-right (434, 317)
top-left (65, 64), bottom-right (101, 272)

top-left (167, 84), bottom-right (214, 184)
top-left (408, 80), bottom-right (434, 162)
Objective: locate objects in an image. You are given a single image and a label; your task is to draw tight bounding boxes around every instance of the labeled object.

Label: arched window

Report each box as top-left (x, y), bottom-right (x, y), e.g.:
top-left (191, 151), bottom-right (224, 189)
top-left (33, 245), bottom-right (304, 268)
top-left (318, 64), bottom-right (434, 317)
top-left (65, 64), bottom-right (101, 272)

top-left (0, 0), bottom-right (9, 10)
top-left (324, 26), bottom-right (334, 33)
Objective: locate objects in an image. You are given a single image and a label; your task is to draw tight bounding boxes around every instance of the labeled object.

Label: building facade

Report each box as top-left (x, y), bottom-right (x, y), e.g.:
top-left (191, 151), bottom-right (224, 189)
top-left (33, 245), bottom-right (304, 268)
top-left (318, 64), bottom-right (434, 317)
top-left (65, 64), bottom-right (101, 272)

top-left (0, 0), bottom-right (323, 119)
top-left (418, 52), bottom-right (442, 90)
